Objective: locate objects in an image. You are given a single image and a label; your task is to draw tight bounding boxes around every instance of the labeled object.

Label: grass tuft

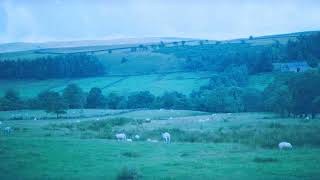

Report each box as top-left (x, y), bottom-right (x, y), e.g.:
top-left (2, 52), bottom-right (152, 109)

top-left (117, 166), bottom-right (142, 180)
top-left (253, 157), bottom-right (278, 163)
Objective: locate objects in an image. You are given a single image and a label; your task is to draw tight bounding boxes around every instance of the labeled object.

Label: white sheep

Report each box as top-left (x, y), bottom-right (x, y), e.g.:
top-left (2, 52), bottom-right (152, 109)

top-left (134, 135), bottom-right (140, 140)
top-left (162, 132), bottom-right (171, 144)
top-left (0, 121), bottom-right (2, 125)
top-left (115, 133), bottom-right (126, 141)
top-left (3, 126), bottom-right (12, 135)
top-left (126, 138), bottom-right (133, 142)
top-left (278, 142), bottom-right (292, 150)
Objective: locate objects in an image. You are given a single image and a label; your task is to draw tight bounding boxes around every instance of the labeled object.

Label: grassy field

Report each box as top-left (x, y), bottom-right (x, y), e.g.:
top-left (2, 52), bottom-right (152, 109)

top-left (0, 72), bottom-right (274, 98)
top-left (0, 110), bottom-right (320, 179)
top-left (0, 72), bottom-right (216, 98)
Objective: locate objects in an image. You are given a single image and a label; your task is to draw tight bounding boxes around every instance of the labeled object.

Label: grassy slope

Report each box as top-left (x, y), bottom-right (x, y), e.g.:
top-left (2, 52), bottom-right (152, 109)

top-left (0, 31), bottom-right (310, 98)
top-left (0, 72), bottom-right (273, 98)
top-left (0, 72), bottom-right (216, 98)
top-left (0, 111), bottom-right (320, 179)
top-left (1, 138), bottom-right (319, 180)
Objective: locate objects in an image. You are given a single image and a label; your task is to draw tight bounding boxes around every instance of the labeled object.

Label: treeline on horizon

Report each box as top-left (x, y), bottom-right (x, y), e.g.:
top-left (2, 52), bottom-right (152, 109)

top-left (1, 70), bottom-right (320, 118)
top-left (0, 54), bottom-right (105, 79)
top-left (157, 32), bottom-right (320, 74)
top-left (0, 33), bottom-right (319, 80)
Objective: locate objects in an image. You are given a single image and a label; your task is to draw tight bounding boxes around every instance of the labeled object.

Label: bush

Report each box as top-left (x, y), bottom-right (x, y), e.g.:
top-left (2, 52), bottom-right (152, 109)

top-left (108, 117), bottom-right (132, 126)
top-left (253, 157), bottom-right (278, 163)
top-left (117, 166), bottom-right (141, 180)
top-left (95, 124), bottom-right (113, 139)
top-left (121, 151), bottom-right (140, 158)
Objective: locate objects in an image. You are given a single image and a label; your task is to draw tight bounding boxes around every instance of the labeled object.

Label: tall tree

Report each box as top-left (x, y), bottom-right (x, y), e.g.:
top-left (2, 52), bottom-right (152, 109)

top-left (63, 84), bottom-right (85, 109)
top-left (0, 89), bottom-right (23, 110)
top-left (86, 87), bottom-right (106, 108)
top-left (38, 91), bottom-right (67, 118)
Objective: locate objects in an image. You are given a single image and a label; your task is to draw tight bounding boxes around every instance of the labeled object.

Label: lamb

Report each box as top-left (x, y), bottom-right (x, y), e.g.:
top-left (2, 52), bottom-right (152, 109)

top-left (115, 133), bottom-right (126, 141)
top-left (162, 132), bottom-right (171, 144)
top-left (278, 142), bottom-right (292, 150)
top-left (126, 138), bottom-right (133, 142)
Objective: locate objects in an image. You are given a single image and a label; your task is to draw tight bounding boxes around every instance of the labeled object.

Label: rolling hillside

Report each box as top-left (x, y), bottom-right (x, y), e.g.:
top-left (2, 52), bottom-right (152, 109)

top-left (0, 31), bottom-right (317, 98)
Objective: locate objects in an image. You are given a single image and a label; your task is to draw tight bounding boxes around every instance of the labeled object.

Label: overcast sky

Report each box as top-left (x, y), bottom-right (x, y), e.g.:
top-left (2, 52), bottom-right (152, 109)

top-left (0, 0), bottom-right (320, 43)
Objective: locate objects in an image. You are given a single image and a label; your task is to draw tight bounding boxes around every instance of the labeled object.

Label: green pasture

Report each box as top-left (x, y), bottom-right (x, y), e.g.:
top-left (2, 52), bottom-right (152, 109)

top-left (0, 71), bottom-right (220, 98)
top-left (0, 111), bottom-right (320, 179)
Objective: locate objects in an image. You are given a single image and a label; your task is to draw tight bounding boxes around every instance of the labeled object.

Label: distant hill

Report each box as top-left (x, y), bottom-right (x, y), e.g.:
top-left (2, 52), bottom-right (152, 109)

top-left (0, 30), bottom-right (318, 98)
top-left (1, 31), bottom-right (319, 54)
top-left (0, 37), bottom-right (197, 53)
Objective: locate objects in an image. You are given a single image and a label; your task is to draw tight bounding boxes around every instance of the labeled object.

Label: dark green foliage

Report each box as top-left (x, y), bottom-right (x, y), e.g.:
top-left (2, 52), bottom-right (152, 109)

top-left (37, 91), bottom-right (67, 118)
top-left (154, 91), bottom-right (189, 109)
top-left (117, 166), bottom-right (141, 180)
top-left (127, 91), bottom-right (155, 109)
top-left (242, 88), bottom-right (263, 112)
top-left (191, 87), bottom-right (245, 113)
top-left (0, 54), bottom-right (105, 79)
top-left (108, 117), bottom-right (133, 126)
top-left (156, 43), bottom-right (274, 74)
top-left (286, 33), bottom-right (320, 65)
top-left (264, 71), bottom-right (320, 117)
top-left (288, 71), bottom-right (320, 117)
top-left (0, 89), bottom-right (23, 110)
top-left (121, 152), bottom-right (140, 158)
top-left (63, 84), bottom-right (85, 109)
top-left (312, 96), bottom-right (320, 115)
top-left (264, 84), bottom-right (291, 116)
top-left (106, 93), bottom-right (126, 109)
top-left (86, 87), bottom-right (106, 108)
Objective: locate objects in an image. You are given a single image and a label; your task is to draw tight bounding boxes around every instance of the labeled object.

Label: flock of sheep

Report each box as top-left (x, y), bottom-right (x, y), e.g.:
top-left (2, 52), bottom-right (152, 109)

top-left (0, 118), bottom-right (293, 149)
top-left (115, 132), bottom-right (171, 144)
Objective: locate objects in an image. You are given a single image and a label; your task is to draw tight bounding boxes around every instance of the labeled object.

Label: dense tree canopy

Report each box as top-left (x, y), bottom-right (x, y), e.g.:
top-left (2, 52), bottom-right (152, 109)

top-left (86, 87), bottom-right (107, 109)
top-left (0, 54), bottom-right (105, 79)
top-left (37, 91), bottom-right (67, 118)
top-left (63, 84), bottom-right (86, 109)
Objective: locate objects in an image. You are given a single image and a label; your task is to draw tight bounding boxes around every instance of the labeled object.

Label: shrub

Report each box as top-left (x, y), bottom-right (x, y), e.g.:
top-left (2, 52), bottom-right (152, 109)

top-left (253, 157), bottom-right (278, 163)
top-left (121, 151), bottom-right (140, 158)
top-left (117, 166), bottom-right (141, 180)
top-left (109, 117), bottom-right (132, 126)
top-left (267, 122), bottom-right (285, 129)
top-left (95, 124), bottom-right (113, 139)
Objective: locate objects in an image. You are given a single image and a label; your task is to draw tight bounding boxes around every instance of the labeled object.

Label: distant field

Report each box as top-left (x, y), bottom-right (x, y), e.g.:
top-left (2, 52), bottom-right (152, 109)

top-left (0, 72), bottom-right (274, 98)
top-left (0, 71), bottom-right (220, 98)
top-left (0, 110), bottom-right (320, 179)
top-left (1, 31), bottom-right (317, 61)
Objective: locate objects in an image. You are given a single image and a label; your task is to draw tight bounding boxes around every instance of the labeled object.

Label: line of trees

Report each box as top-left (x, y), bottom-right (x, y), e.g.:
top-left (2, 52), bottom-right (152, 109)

top-left (286, 33), bottom-right (320, 66)
top-left (0, 54), bottom-right (105, 79)
top-left (156, 32), bottom-right (320, 74)
top-left (1, 69), bottom-right (319, 118)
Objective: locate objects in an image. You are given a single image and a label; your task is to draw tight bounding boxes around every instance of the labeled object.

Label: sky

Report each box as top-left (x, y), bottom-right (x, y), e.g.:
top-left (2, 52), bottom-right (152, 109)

top-left (0, 0), bottom-right (320, 43)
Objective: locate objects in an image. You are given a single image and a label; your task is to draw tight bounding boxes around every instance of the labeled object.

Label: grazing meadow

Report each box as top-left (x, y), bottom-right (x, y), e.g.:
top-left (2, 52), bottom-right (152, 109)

top-left (1, 110), bottom-right (320, 179)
